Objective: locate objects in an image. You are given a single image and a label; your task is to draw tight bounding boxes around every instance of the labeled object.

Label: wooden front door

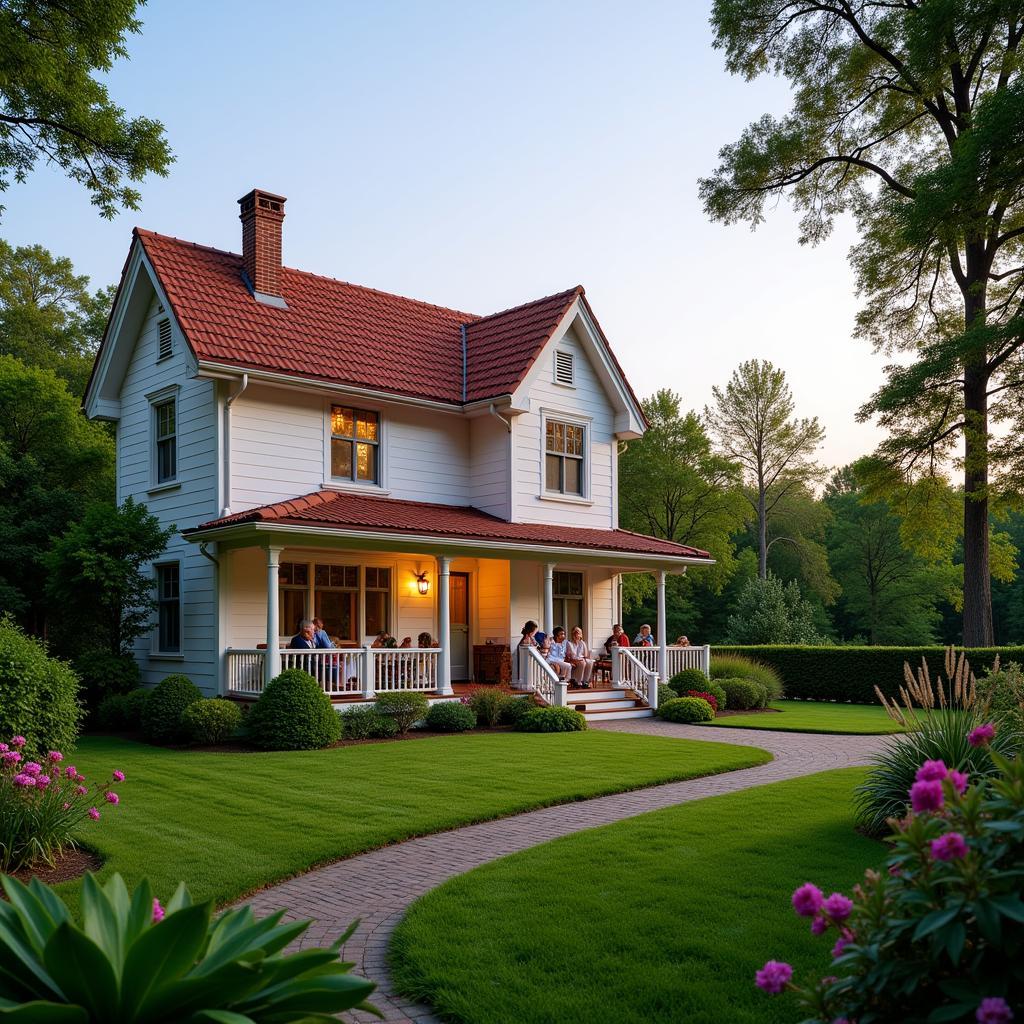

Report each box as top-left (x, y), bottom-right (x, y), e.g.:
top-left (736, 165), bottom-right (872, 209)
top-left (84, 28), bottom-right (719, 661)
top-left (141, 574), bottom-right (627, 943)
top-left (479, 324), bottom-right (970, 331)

top-left (449, 572), bottom-right (470, 681)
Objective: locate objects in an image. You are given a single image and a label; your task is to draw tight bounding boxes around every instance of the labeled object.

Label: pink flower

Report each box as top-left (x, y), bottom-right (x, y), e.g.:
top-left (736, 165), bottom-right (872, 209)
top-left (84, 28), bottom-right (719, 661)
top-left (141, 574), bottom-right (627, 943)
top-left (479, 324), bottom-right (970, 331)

top-left (977, 997), bottom-right (1014, 1023)
top-left (948, 770), bottom-right (969, 795)
top-left (888, 864), bottom-right (902, 877)
top-left (968, 723), bottom-right (996, 748)
top-left (75, 773), bottom-right (85, 783)
top-left (811, 915), bottom-right (829, 935)
top-left (65, 765), bottom-right (77, 778)
top-left (105, 791), bottom-right (119, 805)
top-left (910, 779), bottom-right (944, 813)
top-left (931, 832), bottom-right (969, 861)
top-left (12, 773), bottom-right (35, 787)
top-left (22, 762), bottom-right (41, 777)
top-left (823, 893), bottom-right (853, 921)
top-left (36, 774), bottom-right (50, 788)
top-left (0, 743), bottom-right (8, 752)
top-left (792, 883), bottom-right (825, 917)
top-left (76, 784), bottom-right (88, 796)
top-left (112, 769), bottom-right (125, 782)
top-left (755, 960), bottom-right (793, 994)
top-left (88, 807), bottom-right (100, 821)
top-left (2, 751), bottom-right (21, 764)
top-left (11, 736), bottom-right (26, 748)
top-left (47, 751), bottom-right (63, 762)
top-left (152, 898), bottom-right (165, 924)
top-left (916, 759), bottom-right (948, 782)
top-left (831, 935), bottom-right (851, 959)
top-left (62, 802), bottom-right (71, 810)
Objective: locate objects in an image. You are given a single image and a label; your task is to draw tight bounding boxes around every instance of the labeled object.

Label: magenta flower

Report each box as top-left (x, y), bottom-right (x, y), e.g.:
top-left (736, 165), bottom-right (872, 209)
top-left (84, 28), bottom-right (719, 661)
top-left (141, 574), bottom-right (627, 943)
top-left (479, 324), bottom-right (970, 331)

top-left (36, 774), bottom-right (50, 788)
top-left (831, 935), bottom-right (851, 959)
top-left (76, 784), bottom-right (88, 796)
top-left (916, 759), bottom-right (948, 782)
top-left (152, 898), bottom-right (165, 924)
top-left (977, 997), bottom-right (1014, 1023)
top-left (88, 807), bottom-right (100, 821)
top-left (11, 736), bottom-right (26, 748)
top-left (105, 791), bottom-right (119, 805)
top-left (2, 751), bottom-right (21, 764)
top-left (112, 769), bottom-right (125, 782)
top-left (0, 743), bottom-right (8, 752)
top-left (792, 883), bottom-right (825, 918)
top-left (64, 765), bottom-right (77, 778)
top-left (75, 773), bottom-right (85, 783)
top-left (21, 762), bottom-right (41, 777)
top-left (948, 769), bottom-right (969, 795)
top-left (755, 960), bottom-right (793, 994)
top-left (931, 832), bottom-right (969, 862)
top-left (888, 864), bottom-right (902, 877)
top-left (910, 779), bottom-right (944, 813)
top-left (823, 893), bottom-right (853, 921)
top-left (47, 750), bottom-right (63, 762)
top-left (12, 773), bottom-right (35, 787)
top-left (811, 915), bottom-right (829, 935)
top-left (968, 723), bottom-right (996, 748)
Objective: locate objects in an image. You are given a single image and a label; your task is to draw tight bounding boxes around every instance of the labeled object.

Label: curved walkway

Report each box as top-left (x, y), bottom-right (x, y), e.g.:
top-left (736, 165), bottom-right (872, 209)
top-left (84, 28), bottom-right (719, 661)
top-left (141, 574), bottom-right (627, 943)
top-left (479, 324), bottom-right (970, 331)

top-left (242, 723), bottom-right (890, 1023)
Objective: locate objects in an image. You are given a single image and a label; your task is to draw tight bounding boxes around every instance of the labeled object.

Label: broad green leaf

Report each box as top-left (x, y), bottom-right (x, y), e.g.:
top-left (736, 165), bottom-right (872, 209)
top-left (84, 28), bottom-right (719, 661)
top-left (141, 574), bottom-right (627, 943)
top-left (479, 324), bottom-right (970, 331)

top-left (191, 1012), bottom-right (256, 1024)
top-left (249, 972), bottom-right (376, 1013)
top-left (973, 900), bottom-right (1002, 943)
top-left (1, 877), bottom-right (55, 954)
top-left (928, 1004), bottom-right (977, 1023)
top-left (990, 895), bottom-right (1024, 923)
top-left (24, 881), bottom-right (70, 932)
top-left (42, 923), bottom-right (119, 1022)
top-left (165, 881), bottom-right (193, 915)
top-left (80, 874), bottom-right (124, 974)
top-left (145, 962), bottom-right (264, 1020)
top-left (0, 1002), bottom-right (89, 1023)
top-left (943, 921), bottom-right (966, 965)
top-left (913, 906), bottom-right (961, 940)
top-left (0, 918), bottom-right (62, 1000)
top-left (124, 877), bottom-right (154, 949)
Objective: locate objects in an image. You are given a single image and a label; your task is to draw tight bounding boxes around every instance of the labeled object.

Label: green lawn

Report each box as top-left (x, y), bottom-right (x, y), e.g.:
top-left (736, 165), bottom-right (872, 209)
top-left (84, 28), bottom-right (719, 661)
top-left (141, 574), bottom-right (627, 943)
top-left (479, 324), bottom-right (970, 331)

top-left (391, 768), bottom-right (879, 1024)
top-left (65, 731), bottom-right (769, 909)
top-left (702, 699), bottom-right (905, 734)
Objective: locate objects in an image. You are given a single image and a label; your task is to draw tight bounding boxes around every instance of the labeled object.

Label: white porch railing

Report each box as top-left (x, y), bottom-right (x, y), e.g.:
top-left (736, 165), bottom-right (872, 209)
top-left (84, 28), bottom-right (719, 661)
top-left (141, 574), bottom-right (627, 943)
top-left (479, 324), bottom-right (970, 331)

top-left (517, 646), bottom-right (564, 706)
top-left (631, 644), bottom-right (711, 680)
top-left (225, 647), bottom-right (441, 699)
top-left (612, 646), bottom-right (659, 709)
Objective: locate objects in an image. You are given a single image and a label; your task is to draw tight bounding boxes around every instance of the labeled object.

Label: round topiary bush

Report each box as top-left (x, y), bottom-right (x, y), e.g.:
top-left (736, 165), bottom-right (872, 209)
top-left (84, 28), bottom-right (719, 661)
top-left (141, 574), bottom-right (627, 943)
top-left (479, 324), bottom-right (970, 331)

top-left (142, 673), bottom-right (203, 744)
top-left (669, 668), bottom-right (709, 695)
top-left (516, 706), bottom-right (587, 732)
top-left (341, 706), bottom-right (399, 740)
top-left (374, 691), bottom-right (430, 734)
top-left (658, 696), bottom-right (714, 723)
top-left (95, 688), bottom-right (150, 731)
top-left (499, 695), bottom-right (536, 726)
top-left (0, 616), bottom-right (82, 753)
top-left (247, 669), bottom-right (341, 750)
top-left (425, 701), bottom-right (476, 732)
top-left (182, 698), bottom-right (243, 745)
top-left (718, 677), bottom-right (765, 711)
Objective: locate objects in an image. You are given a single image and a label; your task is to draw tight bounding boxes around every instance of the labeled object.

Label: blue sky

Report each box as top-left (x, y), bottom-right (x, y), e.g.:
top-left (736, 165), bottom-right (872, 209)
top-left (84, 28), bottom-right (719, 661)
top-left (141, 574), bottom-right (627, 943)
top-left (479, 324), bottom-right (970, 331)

top-left (8, 0), bottom-right (885, 468)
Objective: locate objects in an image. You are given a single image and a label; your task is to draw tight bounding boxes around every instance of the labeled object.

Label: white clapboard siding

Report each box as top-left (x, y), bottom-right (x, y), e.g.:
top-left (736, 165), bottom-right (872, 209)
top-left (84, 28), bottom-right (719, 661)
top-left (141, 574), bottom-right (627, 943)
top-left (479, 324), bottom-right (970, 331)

top-left (469, 414), bottom-right (511, 519)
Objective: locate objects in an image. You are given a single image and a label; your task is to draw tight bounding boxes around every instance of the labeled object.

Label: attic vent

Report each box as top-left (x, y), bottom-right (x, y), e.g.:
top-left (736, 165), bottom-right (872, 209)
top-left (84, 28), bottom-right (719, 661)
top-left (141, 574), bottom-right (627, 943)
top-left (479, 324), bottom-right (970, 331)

top-left (554, 349), bottom-right (574, 386)
top-left (157, 318), bottom-right (172, 361)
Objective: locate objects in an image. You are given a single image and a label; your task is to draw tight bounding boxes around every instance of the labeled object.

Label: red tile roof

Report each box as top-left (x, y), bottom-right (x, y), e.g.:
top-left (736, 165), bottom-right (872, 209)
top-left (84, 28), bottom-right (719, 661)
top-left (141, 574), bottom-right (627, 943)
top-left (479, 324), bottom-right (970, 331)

top-left (186, 490), bottom-right (712, 561)
top-left (134, 229), bottom-right (596, 406)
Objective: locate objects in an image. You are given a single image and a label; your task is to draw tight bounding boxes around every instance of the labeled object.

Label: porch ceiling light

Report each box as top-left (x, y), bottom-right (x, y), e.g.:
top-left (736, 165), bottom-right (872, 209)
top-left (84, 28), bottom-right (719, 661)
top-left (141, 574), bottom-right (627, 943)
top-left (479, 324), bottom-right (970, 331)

top-left (415, 571), bottom-right (430, 596)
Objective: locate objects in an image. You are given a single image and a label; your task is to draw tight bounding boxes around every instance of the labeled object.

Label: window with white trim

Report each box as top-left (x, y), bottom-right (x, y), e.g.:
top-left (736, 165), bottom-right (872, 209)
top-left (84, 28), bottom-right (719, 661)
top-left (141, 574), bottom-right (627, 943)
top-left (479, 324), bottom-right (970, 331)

top-left (156, 563), bottom-right (181, 653)
top-left (552, 571), bottom-right (584, 633)
top-left (330, 406), bottom-right (380, 484)
top-left (545, 419), bottom-right (585, 496)
top-left (279, 562), bottom-right (310, 638)
top-left (153, 397), bottom-right (177, 484)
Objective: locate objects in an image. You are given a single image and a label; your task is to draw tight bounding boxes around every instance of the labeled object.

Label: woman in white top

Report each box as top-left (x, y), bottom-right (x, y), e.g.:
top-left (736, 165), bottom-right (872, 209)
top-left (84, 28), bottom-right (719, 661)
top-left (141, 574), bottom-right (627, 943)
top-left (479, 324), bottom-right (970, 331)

top-left (565, 626), bottom-right (595, 686)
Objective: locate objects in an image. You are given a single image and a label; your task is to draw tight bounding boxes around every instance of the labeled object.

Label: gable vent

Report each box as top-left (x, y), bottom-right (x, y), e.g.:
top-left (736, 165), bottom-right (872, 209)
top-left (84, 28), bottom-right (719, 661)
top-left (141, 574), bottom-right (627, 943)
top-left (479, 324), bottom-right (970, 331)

top-left (157, 317), bottom-right (172, 361)
top-left (554, 349), bottom-right (574, 386)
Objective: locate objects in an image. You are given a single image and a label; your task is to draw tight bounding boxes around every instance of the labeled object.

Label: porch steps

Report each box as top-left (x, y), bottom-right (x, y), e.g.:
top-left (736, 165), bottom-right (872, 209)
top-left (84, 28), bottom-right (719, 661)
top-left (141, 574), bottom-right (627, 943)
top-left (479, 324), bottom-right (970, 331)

top-left (566, 687), bottom-right (655, 721)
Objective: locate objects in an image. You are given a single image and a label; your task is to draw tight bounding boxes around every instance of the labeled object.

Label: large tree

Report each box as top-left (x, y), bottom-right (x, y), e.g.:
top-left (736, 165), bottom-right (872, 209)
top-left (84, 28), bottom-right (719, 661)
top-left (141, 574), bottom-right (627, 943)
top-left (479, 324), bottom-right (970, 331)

top-left (700, 2), bottom-right (1024, 646)
top-left (0, 0), bottom-right (172, 217)
top-left (705, 359), bottom-right (826, 579)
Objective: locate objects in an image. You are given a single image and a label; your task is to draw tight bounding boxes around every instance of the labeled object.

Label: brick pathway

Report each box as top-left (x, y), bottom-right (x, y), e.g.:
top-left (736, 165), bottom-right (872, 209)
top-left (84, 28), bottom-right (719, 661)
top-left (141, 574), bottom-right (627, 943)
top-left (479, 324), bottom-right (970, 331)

top-left (242, 723), bottom-right (890, 1023)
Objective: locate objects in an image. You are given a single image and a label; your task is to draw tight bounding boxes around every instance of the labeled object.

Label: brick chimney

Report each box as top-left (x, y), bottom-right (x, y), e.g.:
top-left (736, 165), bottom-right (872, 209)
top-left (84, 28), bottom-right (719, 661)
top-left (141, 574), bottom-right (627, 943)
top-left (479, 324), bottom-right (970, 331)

top-left (237, 189), bottom-right (287, 306)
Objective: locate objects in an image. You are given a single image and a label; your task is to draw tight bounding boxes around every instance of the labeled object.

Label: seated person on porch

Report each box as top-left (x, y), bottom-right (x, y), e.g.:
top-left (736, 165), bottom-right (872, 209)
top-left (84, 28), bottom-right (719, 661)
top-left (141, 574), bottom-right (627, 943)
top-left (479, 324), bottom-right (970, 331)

top-left (675, 635), bottom-right (691, 647)
top-left (566, 626), bottom-right (595, 687)
top-left (311, 617), bottom-right (334, 649)
top-left (633, 624), bottom-right (655, 647)
top-left (604, 623), bottom-right (630, 652)
top-left (545, 627), bottom-right (572, 680)
top-left (399, 636), bottom-right (412, 649)
top-left (518, 620), bottom-right (539, 647)
top-left (371, 631), bottom-right (397, 649)
top-left (289, 620), bottom-right (316, 649)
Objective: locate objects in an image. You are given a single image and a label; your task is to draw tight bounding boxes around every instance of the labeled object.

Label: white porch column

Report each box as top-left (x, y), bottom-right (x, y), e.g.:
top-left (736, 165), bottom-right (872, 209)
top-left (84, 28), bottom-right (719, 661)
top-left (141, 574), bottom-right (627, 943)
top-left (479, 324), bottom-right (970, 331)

top-left (656, 569), bottom-right (668, 684)
top-left (437, 555), bottom-right (453, 695)
top-left (543, 562), bottom-right (555, 632)
top-left (265, 545), bottom-right (284, 685)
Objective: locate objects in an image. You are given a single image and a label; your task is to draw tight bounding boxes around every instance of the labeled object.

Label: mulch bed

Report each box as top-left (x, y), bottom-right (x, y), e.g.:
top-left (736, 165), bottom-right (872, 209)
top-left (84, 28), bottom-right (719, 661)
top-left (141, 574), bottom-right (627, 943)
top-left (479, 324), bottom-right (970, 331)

top-left (11, 847), bottom-right (103, 886)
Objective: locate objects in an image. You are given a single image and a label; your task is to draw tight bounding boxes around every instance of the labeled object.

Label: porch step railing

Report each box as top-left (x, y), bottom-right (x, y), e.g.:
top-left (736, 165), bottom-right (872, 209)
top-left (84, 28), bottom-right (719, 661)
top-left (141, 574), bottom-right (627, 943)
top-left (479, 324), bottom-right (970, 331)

top-left (612, 646), bottom-right (660, 710)
top-left (517, 646), bottom-right (564, 706)
top-left (225, 647), bottom-right (441, 699)
top-left (631, 644), bottom-right (711, 679)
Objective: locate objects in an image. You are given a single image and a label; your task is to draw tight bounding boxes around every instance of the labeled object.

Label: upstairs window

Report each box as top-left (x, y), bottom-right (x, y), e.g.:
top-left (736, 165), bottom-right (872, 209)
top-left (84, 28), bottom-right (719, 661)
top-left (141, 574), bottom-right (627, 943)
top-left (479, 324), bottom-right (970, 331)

top-left (154, 398), bottom-right (177, 484)
top-left (545, 419), bottom-right (585, 496)
top-left (554, 349), bottom-right (574, 386)
top-left (156, 563), bottom-right (181, 653)
top-left (330, 406), bottom-right (379, 484)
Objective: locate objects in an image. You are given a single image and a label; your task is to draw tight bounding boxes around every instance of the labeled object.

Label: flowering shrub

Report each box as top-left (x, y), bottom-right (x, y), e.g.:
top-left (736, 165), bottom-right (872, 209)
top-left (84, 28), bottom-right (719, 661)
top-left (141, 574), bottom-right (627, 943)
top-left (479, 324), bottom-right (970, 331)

top-left (756, 725), bottom-right (1024, 1023)
top-left (0, 871), bottom-right (376, 1021)
top-left (0, 736), bottom-right (124, 872)
top-left (685, 690), bottom-right (720, 713)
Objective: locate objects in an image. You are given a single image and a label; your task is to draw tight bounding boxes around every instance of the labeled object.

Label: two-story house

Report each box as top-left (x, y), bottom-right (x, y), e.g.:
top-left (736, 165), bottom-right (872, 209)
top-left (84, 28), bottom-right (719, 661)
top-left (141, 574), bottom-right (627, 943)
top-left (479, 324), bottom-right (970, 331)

top-left (84, 189), bottom-right (712, 719)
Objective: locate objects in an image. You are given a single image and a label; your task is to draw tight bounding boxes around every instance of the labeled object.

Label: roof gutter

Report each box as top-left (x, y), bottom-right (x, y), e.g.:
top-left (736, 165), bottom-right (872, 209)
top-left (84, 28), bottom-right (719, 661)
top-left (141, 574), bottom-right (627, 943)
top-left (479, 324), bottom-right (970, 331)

top-left (488, 402), bottom-right (512, 433)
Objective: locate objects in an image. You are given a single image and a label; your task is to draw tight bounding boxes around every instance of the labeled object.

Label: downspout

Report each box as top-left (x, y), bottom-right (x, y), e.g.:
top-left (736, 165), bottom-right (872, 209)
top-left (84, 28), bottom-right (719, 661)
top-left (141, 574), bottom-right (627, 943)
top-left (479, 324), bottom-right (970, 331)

top-left (488, 402), bottom-right (512, 433)
top-left (198, 541), bottom-right (219, 567)
top-left (220, 373), bottom-right (248, 517)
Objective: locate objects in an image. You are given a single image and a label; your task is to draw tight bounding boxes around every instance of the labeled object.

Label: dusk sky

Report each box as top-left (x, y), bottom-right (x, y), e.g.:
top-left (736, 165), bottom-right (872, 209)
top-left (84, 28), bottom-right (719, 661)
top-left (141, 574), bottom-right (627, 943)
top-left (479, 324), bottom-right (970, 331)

top-left (10, 0), bottom-right (886, 469)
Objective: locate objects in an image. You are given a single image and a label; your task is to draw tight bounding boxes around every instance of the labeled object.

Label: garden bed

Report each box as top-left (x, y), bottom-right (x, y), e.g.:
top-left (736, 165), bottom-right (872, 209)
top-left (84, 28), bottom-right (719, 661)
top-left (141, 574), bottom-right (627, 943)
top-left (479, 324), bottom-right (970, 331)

top-left (11, 847), bottom-right (103, 886)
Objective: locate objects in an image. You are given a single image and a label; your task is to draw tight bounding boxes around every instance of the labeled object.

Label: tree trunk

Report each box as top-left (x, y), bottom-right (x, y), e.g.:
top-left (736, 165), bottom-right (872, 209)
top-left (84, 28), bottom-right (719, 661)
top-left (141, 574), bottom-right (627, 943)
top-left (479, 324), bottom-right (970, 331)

top-left (962, 364), bottom-right (993, 646)
top-left (758, 487), bottom-right (767, 579)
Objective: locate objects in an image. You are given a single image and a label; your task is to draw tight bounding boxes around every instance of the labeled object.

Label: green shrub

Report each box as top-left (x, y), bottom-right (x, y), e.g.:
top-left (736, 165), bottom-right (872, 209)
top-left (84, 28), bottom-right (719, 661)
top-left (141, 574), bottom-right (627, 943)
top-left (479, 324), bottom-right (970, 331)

top-left (709, 653), bottom-right (783, 698)
top-left (712, 645), bottom-right (1024, 703)
top-left (978, 660), bottom-right (1024, 732)
top-left (658, 696), bottom-right (714, 723)
top-left (499, 695), bottom-right (536, 726)
top-left (718, 678), bottom-right (765, 711)
top-left (141, 673), bottom-right (203, 744)
top-left (854, 709), bottom-right (1020, 836)
top-left (0, 872), bottom-right (376, 1021)
top-left (341, 706), bottom-right (399, 740)
top-left (426, 701), bottom-right (476, 732)
top-left (247, 669), bottom-right (341, 750)
top-left (0, 616), bottom-right (82, 753)
top-left (182, 698), bottom-right (243, 745)
top-left (679, 678), bottom-right (727, 710)
top-left (73, 649), bottom-right (140, 708)
top-left (374, 691), bottom-right (429, 734)
top-left (657, 683), bottom-right (677, 707)
top-left (669, 668), bottom-right (709, 695)
top-left (516, 706), bottom-right (587, 732)
top-left (95, 688), bottom-right (150, 731)
top-left (465, 687), bottom-right (507, 727)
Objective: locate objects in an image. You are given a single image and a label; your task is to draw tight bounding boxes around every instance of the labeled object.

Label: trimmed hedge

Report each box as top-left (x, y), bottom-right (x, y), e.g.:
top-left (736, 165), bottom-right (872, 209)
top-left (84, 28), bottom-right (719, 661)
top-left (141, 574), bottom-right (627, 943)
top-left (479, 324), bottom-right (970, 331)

top-left (669, 668), bottom-right (708, 694)
top-left (142, 674), bottom-right (203, 744)
top-left (658, 696), bottom-right (714, 723)
top-left (374, 691), bottom-right (429, 734)
top-left (425, 701), bottom-right (476, 732)
top-left (499, 695), bottom-right (535, 727)
top-left (712, 645), bottom-right (1024, 704)
top-left (341, 706), bottom-right (399, 740)
top-left (516, 706), bottom-right (587, 732)
top-left (95, 688), bottom-right (150, 731)
top-left (182, 698), bottom-right (243, 745)
top-left (718, 678), bottom-right (766, 711)
top-left (247, 669), bottom-right (341, 750)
